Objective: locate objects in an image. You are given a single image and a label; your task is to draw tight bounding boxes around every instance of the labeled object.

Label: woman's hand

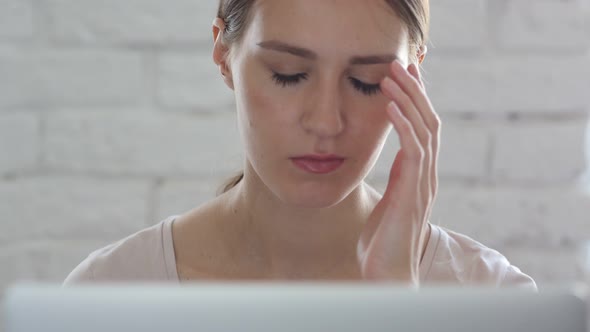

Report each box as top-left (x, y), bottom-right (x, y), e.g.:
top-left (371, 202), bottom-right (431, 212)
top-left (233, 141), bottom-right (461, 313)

top-left (357, 60), bottom-right (441, 286)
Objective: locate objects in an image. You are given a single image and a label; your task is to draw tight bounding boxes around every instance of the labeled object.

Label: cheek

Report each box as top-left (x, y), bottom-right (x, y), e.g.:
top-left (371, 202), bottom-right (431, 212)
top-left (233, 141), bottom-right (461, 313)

top-left (242, 88), bottom-right (288, 137)
top-left (237, 79), bottom-right (297, 157)
top-left (240, 77), bottom-right (299, 133)
top-left (346, 95), bottom-right (391, 134)
top-left (345, 97), bottom-right (392, 161)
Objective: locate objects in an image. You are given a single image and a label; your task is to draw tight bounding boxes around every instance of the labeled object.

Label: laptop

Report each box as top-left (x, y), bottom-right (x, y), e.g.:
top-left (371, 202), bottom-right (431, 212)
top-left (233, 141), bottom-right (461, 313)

top-left (3, 282), bottom-right (587, 332)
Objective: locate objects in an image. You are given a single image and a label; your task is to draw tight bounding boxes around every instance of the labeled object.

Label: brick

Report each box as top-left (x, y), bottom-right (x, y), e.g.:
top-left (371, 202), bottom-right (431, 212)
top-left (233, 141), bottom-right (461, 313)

top-left (437, 120), bottom-right (490, 179)
top-left (0, 113), bottom-right (39, 174)
top-left (48, 0), bottom-right (217, 45)
top-left (0, 0), bottom-right (34, 39)
top-left (430, 185), bottom-right (590, 250)
top-left (0, 240), bottom-right (108, 287)
top-left (421, 56), bottom-right (493, 113)
top-left (422, 55), bottom-right (590, 114)
top-left (490, 56), bottom-right (590, 112)
top-left (493, 0), bottom-right (589, 51)
top-left (155, 178), bottom-right (228, 221)
top-left (44, 111), bottom-right (244, 176)
top-left (0, 176), bottom-right (150, 245)
top-left (429, 0), bottom-right (487, 50)
top-left (492, 121), bottom-right (587, 183)
top-left (157, 53), bottom-right (235, 110)
top-left (0, 50), bottom-right (142, 108)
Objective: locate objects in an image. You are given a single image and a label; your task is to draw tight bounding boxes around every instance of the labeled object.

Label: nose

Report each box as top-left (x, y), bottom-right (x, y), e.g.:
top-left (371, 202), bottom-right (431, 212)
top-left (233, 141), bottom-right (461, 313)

top-left (300, 79), bottom-right (345, 138)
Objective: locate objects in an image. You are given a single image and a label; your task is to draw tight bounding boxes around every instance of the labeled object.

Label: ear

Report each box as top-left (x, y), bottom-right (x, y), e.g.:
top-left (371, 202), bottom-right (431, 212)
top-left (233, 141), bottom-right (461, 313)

top-left (212, 18), bottom-right (234, 90)
top-left (417, 45), bottom-right (427, 64)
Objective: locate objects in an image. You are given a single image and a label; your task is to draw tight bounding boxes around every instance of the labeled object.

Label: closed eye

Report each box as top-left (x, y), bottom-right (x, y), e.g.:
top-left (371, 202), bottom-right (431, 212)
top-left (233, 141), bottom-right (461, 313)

top-left (272, 72), bottom-right (381, 96)
top-left (272, 72), bottom-right (308, 87)
top-left (348, 77), bottom-right (381, 96)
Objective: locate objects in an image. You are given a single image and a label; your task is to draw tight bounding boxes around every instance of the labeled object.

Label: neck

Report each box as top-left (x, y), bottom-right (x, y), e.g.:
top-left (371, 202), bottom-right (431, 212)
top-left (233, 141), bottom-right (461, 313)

top-left (222, 162), bottom-right (381, 279)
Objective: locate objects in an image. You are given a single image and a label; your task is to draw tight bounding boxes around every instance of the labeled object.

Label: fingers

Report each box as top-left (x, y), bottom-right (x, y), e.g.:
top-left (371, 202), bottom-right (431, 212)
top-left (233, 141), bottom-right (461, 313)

top-left (381, 74), bottom-right (430, 147)
top-left (398, 61), bottom-right (441, 187)
top-left (384, 101), bottom-right (423, 208)
top-left (392, 61), bottom-right (440, 137)
top-left (381, 60), bottom-right (441, 219)
top-left (407, 63), bottom-right (425, 90)
top-left (407, 63), bottom-right (440, 213)
top-left (381, 68), bottom-right (431, 208)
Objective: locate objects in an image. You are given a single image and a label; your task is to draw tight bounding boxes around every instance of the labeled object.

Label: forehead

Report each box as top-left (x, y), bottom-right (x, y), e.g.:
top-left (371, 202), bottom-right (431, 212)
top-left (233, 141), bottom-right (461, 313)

top-left (244, 0), bottom-right (407, 57)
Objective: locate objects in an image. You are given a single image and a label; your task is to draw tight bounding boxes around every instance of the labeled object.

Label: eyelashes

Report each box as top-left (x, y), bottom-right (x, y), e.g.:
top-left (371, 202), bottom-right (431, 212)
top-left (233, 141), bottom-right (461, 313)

top-left (272, 72), bottom-right (308, 87)
top-left (271, 72), bottom-right (381, 96)
top-left (348, 77), bottom-right (381, 96)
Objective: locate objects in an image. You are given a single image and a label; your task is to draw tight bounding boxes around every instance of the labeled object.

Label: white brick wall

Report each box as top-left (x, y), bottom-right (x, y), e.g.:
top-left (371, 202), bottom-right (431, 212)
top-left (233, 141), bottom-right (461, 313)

top-left (0, 0), bottom-right (34, 40)
top-left (429, 0), bottom-right (487, 51)
top-left (1, 0), bottom-right (589, 305)
top-left (423, 55), bottom-right (590, 114)
top-left (0, 113), bottom-right (39, 175)
top-left (43, 111), bottom-right (243, 176)
top-left (0, 50), bottom-right (143, 108)
top-left (430, 185), bottom-right (590, 249)
top-left (494, 0), bottom-right (589, 51)
top-left (422, 57), bottom-right (493, 113)
top-left (438, 121), bottom-right (491, 179)
top-left (158, 53), bottom-right (235, 110)
top-left (492, 120), bottom-right (588, 183)
top-left (491, 56), bottom-right (590, 112)
top-left (47, 0), bottom-right (216, 45)
top-left (0, 177), bottom-right (150, 244)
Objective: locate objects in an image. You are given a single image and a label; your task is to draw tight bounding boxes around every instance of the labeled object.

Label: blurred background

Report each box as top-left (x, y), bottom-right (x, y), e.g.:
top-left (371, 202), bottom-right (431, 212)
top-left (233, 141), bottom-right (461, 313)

top-left (1, 0), bottom-right (589, 306)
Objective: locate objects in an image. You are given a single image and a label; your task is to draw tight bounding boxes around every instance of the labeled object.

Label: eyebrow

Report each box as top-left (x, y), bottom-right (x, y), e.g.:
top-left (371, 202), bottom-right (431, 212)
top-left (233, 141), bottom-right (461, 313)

top-left (257, 40), bottom-right (397, 65)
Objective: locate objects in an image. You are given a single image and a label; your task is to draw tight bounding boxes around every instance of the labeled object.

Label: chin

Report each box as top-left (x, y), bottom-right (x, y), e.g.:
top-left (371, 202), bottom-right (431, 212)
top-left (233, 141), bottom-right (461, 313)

top-left (278, 181), bottom-right (356, 209)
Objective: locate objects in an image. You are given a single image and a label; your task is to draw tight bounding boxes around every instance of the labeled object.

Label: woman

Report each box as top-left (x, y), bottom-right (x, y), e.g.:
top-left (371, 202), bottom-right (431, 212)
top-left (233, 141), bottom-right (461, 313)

top-left (64, 0), bottom-right (536, 289)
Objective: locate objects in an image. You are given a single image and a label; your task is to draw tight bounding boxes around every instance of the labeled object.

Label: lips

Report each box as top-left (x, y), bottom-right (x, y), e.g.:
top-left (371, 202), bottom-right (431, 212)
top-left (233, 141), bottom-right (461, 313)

top-left (290, 154), bottom-right (345, 174)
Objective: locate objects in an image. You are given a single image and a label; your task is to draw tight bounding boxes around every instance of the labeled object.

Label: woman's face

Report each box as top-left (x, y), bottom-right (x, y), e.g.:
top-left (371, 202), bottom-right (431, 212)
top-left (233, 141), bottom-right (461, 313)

top-left (228, 0), bottom-right (410, 208)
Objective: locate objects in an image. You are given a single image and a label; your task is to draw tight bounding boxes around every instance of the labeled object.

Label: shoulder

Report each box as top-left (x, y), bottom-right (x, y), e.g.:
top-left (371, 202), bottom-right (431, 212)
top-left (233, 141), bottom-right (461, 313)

top-left (424, 224), bottom-right (537, 290)
top-left (63, 217), bottom-right (177, 284)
